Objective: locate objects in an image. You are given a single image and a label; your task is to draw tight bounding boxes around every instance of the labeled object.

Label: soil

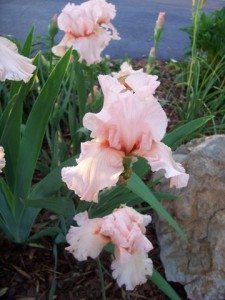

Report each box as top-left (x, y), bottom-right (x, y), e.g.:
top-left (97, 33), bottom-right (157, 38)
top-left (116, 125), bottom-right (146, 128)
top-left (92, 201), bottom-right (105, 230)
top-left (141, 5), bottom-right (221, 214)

top-left (0, 61), bottom-right (187, 300)
top-left (0, 222), bottom-right (187, 300)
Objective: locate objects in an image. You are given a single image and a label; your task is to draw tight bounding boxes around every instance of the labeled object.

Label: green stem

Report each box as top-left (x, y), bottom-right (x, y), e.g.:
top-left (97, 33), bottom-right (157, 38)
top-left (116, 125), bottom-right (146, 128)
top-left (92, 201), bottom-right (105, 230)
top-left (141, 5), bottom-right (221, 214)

top-left (97, 257), bottom-right (106, 300)
top-left (72, 51), bottom-right (87, 123)
top-left (187, 0), bottom-right (201, 89)
top-left (89, 66), bottom-right (95, 102)
top-left (49, 37), bottom-right (54, 71)
top-left (48, 243), bottom-right (58, 299)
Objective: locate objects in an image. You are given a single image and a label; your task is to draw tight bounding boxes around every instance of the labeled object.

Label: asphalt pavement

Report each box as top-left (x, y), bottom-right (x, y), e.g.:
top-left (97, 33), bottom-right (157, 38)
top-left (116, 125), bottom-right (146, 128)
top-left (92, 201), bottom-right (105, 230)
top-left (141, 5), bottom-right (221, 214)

top-left (0, 0), bottom-right (224, 60)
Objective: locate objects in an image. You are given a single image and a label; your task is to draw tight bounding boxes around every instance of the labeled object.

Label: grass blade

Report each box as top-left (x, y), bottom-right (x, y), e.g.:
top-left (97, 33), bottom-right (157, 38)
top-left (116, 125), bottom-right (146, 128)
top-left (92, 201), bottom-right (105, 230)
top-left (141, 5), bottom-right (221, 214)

top-left (163, 116), bottom-right (213, 149)
top-left (127, 173), bottom-right (186, 239)
top-left (26, 197), bottom-right (75, 218)
top-left (14, 48), bottom-right (72, 199)
top-left (150, 269), bottom-right (181, 300)
top-left (73, 51), bottom-right (87, 121)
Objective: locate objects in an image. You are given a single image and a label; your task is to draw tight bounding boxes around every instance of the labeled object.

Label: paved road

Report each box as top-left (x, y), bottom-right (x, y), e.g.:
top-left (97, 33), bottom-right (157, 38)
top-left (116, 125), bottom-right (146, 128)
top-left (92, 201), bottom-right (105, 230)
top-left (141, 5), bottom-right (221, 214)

top-left (0, 0), bottom-right (224, 60)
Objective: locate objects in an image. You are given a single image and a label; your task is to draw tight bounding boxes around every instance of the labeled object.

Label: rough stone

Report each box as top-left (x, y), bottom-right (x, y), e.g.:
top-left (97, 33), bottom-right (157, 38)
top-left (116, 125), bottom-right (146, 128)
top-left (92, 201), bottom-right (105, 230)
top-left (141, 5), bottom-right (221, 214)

top-left (154, 135), bottom-right (225, 300)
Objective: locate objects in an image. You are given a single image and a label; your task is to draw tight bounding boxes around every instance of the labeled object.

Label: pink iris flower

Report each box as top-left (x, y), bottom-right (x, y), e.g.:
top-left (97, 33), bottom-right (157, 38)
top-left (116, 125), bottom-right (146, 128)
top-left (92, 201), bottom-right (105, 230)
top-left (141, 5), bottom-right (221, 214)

top-left (52, 0), bottom-right (120, 65)
top-left (62, 63), bottom-right (189, 202)
top-left (0, 37), bottom-right (36, 82)
top-left (66, 206), bottom-right (153, 290)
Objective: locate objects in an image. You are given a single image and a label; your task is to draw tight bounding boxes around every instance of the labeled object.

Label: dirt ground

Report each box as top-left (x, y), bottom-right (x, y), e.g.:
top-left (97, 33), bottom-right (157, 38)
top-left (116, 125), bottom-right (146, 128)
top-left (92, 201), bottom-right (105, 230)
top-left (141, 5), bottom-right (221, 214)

top-left (0, 222), bottom-right (187, 299)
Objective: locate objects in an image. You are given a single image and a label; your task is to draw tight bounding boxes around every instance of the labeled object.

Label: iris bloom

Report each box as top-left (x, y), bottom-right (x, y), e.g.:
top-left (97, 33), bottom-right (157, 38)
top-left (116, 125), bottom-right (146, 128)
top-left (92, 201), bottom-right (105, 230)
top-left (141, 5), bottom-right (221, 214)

top-left (0, 37), bottom-right (36, 82)
top-left (66, 206), bottom-right (153, 290)
top-left (62, 63), bottom-right (189, 202)
top-left (52, 0), bottom-right (120, 65)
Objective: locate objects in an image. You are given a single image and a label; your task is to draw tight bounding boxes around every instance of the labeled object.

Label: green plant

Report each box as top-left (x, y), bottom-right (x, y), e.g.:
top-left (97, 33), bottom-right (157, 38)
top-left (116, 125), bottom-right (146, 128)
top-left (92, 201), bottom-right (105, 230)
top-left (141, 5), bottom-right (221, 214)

top-left (0, 30), bottom-right (72, 243)
top-left (183, 6), bottom-right (225, 61)
top-left (0, 11), bottom-right (213, 298)
top-left (174, 1), bottom-right (225, 134)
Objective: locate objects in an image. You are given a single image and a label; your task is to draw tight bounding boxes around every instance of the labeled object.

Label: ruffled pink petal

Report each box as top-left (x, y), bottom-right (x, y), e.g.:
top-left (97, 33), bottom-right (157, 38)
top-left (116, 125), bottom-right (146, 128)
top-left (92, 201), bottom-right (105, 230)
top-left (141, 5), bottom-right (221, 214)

top-left (112, 62), bottom-right (159, 95)
top-left (66, 212), bottom-right (109, 261)
top-left (98, 74), bottom-right (124, 101)
top-left (61, 140), bottom-right (124, 202)
top-left (52, 33), bottom-right (75, 57)
top-left (0, 37), bottom-right (18, 52)
top-left (101, 210), bottom-right (132, 248)
top-left (169, 169), bottom-right (190, 188)
top-left (73, 211), bottom-right (89, 226)
top-left (84, 87), bottom-right (167, 152)
top-left (126, 224), bottom-right (153, 253)
top-left (83, 75), bottom-right (124, 137)
top-left (91, 0), bottom-right (116, 24)
top-left (57, 3), bottom-right (77, 32)
top-left (53, 29), bottom-right (114, 64)
top-left (112, 61), bottom-right (142, 79)
top-left (57, 3), bottom-right (95, 37)
top-left (111, 247), bottom-right (153, 290)
top-left (101, 206), bottom-right (152, 248)
top-left (0, 37), bottom-right (36, 82)
top-left (73, 27), bottom-right (113, 65)
top-left (139, 141), bottom-right (189, 188)
top-left (121, 206), bottom-right (152, 232)
top-left (125, 72), bottom-right (160, 95)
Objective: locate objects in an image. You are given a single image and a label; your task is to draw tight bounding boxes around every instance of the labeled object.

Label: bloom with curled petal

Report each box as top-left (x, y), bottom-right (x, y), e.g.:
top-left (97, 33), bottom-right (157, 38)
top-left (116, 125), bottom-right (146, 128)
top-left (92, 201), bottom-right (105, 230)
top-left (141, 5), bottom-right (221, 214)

top-left (62, 67), bottom-right (188, 202)
top-left (83, 73), bottom-right (189, 189)
top-left (66, 206), bottom-right (153, 290)
top-left (100, 206), bottom-right (152, 244)
top-left (66, 211), bottom-right (109, 261)
top-left (0, 37), bottom-right (36, 82)
top-left (52, 0), bottom-right (120, 65)
top-left (0, 147), bottom-right (5, 172)
top-left (134, 141), bottom-right (189, 188)
top-left (84, 76), bottom-right (167, 150)
top-left (100, 206), bottom-right (153, 289)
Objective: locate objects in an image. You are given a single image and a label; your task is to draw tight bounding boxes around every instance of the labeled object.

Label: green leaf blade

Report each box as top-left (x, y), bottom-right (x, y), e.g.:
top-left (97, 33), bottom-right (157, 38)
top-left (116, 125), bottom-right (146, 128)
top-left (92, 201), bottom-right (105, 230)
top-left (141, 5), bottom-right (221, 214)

top-left (14, 48), bottom-right (72, 199)
top-left (150, 269), bottom-right (181, 300)
top-left (163, 116), bottom-right (213, 149)
top-left (26, 197), bottom-right (75, 218)
top-left (0, 53), bottom-right (40, 189)
top-left (30, 156), bottom-right (77, 199)
top-left (127, 173), bottom-right (186, 239)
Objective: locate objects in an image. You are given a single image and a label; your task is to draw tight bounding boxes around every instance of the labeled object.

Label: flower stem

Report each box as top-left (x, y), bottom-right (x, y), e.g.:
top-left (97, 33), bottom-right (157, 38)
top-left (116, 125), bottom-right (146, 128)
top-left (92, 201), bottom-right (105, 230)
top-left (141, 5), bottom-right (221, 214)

top-left (97, 257), bottom-right (106, 300)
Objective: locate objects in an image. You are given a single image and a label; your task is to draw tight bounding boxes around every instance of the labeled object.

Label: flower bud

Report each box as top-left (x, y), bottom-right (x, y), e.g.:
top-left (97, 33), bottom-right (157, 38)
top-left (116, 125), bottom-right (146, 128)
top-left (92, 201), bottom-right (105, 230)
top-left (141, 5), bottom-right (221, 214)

top-left (146, 47), bottom-right (156, 74)
top-left (156, 12), bottom-right (165, 30)
top-left (200, 0), bottom-right (206, 7)
top-left (154, 12), bottom-right (166, 45)
top-left (149, 47), bottom-right (156, 59)
top-left (48, 14), bottom-right (58, 39)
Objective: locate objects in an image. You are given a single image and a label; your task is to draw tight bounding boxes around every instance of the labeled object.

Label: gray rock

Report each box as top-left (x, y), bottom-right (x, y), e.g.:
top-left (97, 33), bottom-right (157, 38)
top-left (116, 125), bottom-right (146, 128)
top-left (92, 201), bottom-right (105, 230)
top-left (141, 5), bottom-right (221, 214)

top-left (154, 135), bottom-right (225, 300)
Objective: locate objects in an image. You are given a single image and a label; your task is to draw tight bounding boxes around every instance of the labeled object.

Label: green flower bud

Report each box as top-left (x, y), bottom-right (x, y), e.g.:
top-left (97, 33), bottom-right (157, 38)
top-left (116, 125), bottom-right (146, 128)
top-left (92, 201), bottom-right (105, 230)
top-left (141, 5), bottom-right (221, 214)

top-left (48, 14), bottom-right (58, 39)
